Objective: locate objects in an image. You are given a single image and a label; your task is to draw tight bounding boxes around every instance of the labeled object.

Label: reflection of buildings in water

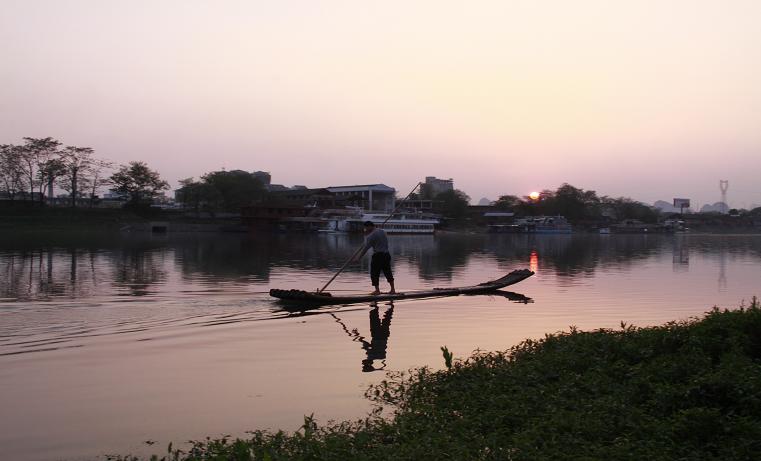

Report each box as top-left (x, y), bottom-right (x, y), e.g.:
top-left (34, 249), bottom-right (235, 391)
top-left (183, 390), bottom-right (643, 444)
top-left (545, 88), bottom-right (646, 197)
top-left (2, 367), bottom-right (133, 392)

top-left (672, 236), bottom-right (690, 272)
top-left (331, 302), bottom-right (394, 373)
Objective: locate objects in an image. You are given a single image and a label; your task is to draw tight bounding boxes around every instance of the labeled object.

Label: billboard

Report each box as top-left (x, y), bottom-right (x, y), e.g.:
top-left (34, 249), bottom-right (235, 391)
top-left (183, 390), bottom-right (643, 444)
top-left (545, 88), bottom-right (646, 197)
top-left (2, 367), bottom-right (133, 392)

top-left (673, 198), bottom-right (690, 208)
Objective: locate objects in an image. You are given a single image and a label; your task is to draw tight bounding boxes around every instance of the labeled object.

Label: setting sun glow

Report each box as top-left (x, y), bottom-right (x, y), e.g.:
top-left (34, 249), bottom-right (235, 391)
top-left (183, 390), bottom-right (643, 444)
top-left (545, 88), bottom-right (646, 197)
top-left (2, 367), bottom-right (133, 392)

top-left (529, 192), bottom-right (540, 200)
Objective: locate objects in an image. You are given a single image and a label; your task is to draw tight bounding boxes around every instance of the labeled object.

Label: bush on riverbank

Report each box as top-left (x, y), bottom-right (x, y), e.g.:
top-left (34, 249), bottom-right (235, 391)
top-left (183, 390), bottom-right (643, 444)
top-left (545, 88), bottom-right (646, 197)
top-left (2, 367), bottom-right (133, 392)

top-left (116, 299), bottom-right (761, 461)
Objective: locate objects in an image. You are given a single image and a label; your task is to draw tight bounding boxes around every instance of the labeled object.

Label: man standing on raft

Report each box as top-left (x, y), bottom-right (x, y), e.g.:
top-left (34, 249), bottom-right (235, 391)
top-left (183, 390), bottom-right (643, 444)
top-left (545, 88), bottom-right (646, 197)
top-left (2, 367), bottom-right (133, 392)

top-left (354, 221), bottom-right (396, 295)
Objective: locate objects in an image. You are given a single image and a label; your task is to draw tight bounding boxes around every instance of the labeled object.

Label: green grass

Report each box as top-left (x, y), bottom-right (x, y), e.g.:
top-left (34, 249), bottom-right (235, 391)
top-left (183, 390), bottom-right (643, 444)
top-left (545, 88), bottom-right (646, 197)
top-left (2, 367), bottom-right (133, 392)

top-left (113, 298), bottom-right (761, 461)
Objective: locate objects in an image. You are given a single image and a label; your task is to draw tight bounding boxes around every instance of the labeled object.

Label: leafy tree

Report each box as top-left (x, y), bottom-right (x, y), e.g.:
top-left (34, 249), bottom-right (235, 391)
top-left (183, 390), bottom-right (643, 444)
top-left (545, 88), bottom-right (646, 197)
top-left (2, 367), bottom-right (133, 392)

top-left (175, 177), bottom-right (220, 214)
top-left (518, 189), bottom-right (555, 216)
top-left (436, 189), bottom-right (470, 220)
top-left (200, 170), bottom-right (266, 212)
top-left (550, 183), bottom-right (601, 220)
top-left (109, 161), bottom-right (169, 206)
top-left (494, 195), bottom-right (521, 211)
top-left (600, 197), bottom-right (660, 223)
top-left (494, 184), bottom-right (659, 224)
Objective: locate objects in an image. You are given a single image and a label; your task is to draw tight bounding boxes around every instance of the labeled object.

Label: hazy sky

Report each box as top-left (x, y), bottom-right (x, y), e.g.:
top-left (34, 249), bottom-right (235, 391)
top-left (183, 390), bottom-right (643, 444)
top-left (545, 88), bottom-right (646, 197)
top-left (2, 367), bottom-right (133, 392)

top-left (2, 0), bottom-right (760, 208)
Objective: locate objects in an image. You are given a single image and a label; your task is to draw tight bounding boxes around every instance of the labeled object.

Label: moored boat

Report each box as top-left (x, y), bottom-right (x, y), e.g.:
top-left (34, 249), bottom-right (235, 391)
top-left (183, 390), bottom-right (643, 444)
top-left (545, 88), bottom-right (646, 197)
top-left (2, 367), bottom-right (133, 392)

top-left (488, 216), bottom-right (572, 234)
top-left (333, 212), bottom-right (439, 234)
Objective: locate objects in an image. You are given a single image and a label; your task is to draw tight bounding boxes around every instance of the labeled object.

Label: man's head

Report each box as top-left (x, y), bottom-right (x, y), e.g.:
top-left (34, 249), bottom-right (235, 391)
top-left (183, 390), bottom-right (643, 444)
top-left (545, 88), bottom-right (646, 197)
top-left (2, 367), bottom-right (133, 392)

top-left (363, 221), bottom-right (375, 234)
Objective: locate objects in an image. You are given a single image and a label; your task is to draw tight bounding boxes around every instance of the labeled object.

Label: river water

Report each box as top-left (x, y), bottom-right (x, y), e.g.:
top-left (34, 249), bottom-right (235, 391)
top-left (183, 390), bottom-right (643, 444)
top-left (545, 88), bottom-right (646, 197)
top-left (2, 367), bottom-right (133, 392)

top-left (1, 231), bottom-right (760, 460)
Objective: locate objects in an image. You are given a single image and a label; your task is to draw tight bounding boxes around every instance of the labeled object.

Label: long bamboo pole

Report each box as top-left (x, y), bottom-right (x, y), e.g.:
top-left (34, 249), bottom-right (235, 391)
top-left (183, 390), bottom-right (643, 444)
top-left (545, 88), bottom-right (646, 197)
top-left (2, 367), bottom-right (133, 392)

top-left (316, 182), bottom-right (423, 293)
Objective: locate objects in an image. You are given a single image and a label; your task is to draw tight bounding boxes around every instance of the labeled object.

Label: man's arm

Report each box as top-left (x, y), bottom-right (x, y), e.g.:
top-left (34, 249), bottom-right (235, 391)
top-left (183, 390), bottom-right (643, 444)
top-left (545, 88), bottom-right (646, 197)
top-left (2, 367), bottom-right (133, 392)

top-left (355, 243), bottom-right (369, 260)
top-left (353, 232), bottom-right (377, 261)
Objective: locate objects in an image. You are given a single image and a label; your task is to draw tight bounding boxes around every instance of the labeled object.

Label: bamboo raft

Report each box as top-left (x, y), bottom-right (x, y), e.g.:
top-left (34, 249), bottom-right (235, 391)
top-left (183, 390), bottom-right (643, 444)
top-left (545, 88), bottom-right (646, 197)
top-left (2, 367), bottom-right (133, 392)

top-left (270, 269), bottom-right (534, 306)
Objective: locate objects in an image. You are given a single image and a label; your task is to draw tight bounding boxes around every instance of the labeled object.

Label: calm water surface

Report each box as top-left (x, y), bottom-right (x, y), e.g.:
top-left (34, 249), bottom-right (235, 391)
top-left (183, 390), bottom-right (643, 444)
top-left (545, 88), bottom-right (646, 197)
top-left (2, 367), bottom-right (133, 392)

top-left (1, 231), bottom-right (760, 460)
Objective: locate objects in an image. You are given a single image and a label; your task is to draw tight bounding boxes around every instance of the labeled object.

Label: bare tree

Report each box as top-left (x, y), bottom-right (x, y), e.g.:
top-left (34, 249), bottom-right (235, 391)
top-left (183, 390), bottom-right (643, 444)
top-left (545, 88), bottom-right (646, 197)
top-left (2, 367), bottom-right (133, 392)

top-left (0, 144), bottom-right (26, 200)
top-left (20, 137), bottom-right (62, 202)
top-left (39, 157), bottom-right (67, 203)
top-left (86, 159), bottom-right (113, 207)
top-left (59, 146), bottom-right (95, 207)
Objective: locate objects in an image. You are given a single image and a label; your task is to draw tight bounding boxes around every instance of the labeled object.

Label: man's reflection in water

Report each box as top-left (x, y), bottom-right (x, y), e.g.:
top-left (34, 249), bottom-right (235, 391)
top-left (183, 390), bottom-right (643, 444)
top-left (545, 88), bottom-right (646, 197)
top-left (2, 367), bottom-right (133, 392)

top-left (332, 301), bottom-right (394, 373)
top-left (361, 302), bottom-right (394, 372)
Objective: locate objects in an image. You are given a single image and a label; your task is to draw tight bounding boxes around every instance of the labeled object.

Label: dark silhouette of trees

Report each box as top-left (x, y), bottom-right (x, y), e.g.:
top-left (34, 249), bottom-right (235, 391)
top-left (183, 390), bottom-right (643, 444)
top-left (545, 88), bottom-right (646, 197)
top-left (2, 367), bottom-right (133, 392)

top-left (1, 137), bottom-right (113, 205)
top-left (493, 184), bottom-right (659, 223)
top-left (109, 161), bottom-right (169, 207)
top-left (176, 177), bottom-right (219, 213)
top-left (202, 170), bottom-right (267, 211)
top-left (494, 195), bottom-right (522, 211)
top-left (59, 146), bottom-right (95, 207)
top-left (436, 189), bottom-right (470, 220)
top-left (176, 170), bottom-right (267, 213)
top-left (84, 159), bottom-right (114, 207)
top-left (600, 197), bottom-right (659, 223)
top-left (19, 137), bottom-right (62, 202)
top-left (0, 144), bottom-right (26, 200)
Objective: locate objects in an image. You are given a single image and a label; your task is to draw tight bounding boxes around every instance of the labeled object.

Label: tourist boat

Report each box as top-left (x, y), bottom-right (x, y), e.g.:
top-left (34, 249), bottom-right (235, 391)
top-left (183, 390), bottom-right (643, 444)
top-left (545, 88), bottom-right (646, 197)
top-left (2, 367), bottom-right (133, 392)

top-left (329, 211), bottom-right (439, 234)
top-left (270, 269), bottom-right (534, 305)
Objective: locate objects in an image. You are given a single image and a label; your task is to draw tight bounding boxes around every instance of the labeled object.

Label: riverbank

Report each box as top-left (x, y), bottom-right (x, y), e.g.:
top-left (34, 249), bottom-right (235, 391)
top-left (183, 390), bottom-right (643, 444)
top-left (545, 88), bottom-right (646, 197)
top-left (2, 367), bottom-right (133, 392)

top-left (2, 207), bottom-right (758, 235)
top-left (0, 207), bottom-right (243, 232)
top-left (114, 300), bottom-right (761, 461)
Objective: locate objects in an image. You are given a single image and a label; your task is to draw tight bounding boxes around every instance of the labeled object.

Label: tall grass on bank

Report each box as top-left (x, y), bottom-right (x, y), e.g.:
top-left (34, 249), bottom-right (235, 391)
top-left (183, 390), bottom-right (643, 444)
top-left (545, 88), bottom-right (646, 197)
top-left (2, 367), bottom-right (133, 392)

top-left (113, 298), bottom-right (761, 461)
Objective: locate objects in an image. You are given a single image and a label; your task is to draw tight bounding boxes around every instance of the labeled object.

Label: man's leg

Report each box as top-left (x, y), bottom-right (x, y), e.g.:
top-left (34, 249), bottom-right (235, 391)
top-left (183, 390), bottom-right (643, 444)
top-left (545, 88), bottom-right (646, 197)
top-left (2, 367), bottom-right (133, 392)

top-left (370, 253), bottom-right (381, 295)
top-left (382, 253), bottom-right (395, 294)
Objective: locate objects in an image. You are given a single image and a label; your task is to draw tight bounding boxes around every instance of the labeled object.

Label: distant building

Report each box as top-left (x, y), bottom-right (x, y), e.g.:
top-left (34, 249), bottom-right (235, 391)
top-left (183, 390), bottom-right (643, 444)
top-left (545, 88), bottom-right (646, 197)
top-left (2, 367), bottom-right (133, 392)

top-left (424, 176), bottom-right (454, 196)
top-left (404, 198), bottom-right (438, 213)
top-left (327, 184), bottom-right (396, 211)
top-left (269, 188), bottom-right (336, 208)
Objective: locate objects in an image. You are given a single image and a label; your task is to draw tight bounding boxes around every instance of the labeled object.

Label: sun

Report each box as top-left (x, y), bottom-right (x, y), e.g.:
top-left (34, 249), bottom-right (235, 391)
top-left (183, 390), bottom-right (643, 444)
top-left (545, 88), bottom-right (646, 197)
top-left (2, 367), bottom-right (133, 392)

top-left (528, 191), bottom-right (540, 200)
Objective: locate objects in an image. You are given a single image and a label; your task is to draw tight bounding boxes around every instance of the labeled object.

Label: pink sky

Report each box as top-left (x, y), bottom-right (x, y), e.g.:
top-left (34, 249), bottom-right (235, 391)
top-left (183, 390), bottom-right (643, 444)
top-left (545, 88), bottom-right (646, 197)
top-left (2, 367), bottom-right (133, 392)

top-left (2, 0), bottom-right (760, 209)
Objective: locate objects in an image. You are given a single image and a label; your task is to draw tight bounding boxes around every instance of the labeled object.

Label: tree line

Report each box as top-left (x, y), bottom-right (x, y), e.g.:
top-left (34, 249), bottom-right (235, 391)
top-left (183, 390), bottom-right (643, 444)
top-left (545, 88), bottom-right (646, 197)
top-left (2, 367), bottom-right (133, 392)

top-left (0, 137), bottom-right (169, 208)
top-left (176, 171), bottom-right (268, 213)
top-left (494, 184), bottom-right (660, 223)
top-left (2, 137), bottom-right (661, 222)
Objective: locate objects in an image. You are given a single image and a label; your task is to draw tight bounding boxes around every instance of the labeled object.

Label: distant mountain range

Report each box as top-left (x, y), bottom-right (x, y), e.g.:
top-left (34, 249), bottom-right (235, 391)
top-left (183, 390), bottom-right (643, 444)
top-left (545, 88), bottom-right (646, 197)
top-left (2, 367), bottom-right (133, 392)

top-left (700, 202), bottom-right (730, 214)
top-left (653, 200), bottom-right (685, 213)
top-left (653, 200), bottom-right (732, 214)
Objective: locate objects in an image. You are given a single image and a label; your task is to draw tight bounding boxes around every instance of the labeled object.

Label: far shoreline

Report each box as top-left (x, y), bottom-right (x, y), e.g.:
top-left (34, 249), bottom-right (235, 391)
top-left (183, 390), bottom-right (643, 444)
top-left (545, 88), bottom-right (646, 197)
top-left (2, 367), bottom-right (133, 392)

top-left (2, 207), bottom-right (760, 235)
